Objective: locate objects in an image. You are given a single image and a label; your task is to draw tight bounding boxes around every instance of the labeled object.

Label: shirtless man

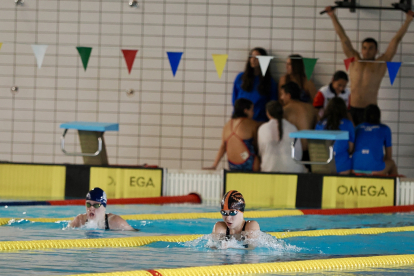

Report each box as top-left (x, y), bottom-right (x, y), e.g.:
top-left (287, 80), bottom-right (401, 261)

top-left (69, 187), bottom-right (135, 231)
top-left (280, 82), bottom-right (317, 167)
top-left (326, 6), bottom-right (413, 126)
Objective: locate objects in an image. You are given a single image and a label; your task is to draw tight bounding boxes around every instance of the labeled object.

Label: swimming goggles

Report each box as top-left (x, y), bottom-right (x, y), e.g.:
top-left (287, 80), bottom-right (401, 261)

top-left (86, 202), bottom-right (102, 208)
top-left (220, 210), bottom-right (239, 216)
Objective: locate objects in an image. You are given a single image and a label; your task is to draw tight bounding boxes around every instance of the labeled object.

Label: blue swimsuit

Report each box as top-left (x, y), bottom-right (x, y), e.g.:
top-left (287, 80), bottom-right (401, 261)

top-left (226, 119), bottom-right (257, 171)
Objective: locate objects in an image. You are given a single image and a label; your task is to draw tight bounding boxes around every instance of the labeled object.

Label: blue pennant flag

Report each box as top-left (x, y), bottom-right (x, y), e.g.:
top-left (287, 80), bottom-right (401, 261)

top-left (167, 52), bottom-right (183, 77)
top-left (386, 61), bottom-right (402, 85)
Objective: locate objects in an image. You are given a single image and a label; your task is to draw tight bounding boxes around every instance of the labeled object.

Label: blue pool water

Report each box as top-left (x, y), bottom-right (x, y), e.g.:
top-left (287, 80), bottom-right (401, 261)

top-left (1, 204), bottom-right (414, 275)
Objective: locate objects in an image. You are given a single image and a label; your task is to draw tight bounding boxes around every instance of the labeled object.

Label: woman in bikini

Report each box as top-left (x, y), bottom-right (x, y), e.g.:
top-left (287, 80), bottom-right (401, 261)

top-left (205, 98), bottom-right (260, 171)
top-left (212, 190), bottom-right (260, 247)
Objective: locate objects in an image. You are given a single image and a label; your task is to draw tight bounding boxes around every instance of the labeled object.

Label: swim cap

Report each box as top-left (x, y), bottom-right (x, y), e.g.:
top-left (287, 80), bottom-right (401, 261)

top-left (221, 190), bottom-right (245, 212)
top-left (86, 187), bottom-right (107, 207)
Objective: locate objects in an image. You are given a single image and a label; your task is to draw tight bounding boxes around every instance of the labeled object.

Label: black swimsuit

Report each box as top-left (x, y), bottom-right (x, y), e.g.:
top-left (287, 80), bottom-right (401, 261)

top-left (225, 221), bottom-right (246, 239)
top-left (105, 214), bottom-right (110, 230)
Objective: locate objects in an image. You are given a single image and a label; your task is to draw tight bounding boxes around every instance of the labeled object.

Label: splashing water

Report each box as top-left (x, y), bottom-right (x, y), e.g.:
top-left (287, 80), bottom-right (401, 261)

top-left (182, 231), bottom-right (302, 252)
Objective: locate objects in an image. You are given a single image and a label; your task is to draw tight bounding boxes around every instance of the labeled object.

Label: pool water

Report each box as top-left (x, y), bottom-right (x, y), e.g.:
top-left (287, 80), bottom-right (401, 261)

top-left (1, 204), bottom-right (414, 275)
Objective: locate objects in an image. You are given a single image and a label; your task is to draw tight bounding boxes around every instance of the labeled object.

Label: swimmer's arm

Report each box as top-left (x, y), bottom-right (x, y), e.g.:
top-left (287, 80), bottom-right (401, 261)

top-left (110, 215), bottom-right (136, 231)
top-left (380, 11), bottom-right (413, 61)
top-left (205, 130), bottom-right (226, 170)
top-left (384, 147), bottom-right (393, 161)
top-left (325, 6), bottom-right (359, 59)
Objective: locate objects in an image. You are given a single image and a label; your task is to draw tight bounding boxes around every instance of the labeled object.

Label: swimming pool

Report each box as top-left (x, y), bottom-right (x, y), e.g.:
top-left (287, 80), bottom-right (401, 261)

top-left (2, 204), bottom-right (414, 275)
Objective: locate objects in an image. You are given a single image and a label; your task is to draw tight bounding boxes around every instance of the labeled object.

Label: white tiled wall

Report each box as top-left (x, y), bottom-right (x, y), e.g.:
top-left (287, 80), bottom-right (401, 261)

top-left (0, 0), bottom-right (413, 176)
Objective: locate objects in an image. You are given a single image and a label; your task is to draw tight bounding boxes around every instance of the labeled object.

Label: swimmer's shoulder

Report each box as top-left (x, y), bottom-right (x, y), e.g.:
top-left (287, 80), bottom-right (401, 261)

top-left (107, 213), bottom-right (137, 231)
top-left (69, 213), bottom-right (87, 228)
top-left (244, 220), bottom-right (260, 231)
top-left (212, 221), bottom-right (227, 234)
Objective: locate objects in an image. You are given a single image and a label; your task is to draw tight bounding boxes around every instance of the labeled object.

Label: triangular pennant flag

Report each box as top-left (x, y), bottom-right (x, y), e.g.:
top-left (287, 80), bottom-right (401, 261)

top-left (386, 61), bottom-right (402, 85)
top-left (212, 54), bottom-right (228, 79)
top-left (302, 58), bottom-right (318, 80)
top-left (344, 57), bottom-right (355, 71)
top-left (121, 49), bottom-right (138, 74)
top-left (256, 56), bottom-right (274, 76)
top-left (31, 44), bottom-right (48, 69)
top-left (76, 46), bottom-right (92, 71)
top-left (166, 51), bottom-right (183, 77)
top-left (0, 43), bottom-right (3, 50)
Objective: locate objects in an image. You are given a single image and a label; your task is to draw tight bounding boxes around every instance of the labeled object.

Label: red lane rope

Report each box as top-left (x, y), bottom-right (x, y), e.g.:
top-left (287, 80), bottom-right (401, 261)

top-left (48, 193), bottom-right (201, 206)
top-left (301, 205), bottom-right (414, 215)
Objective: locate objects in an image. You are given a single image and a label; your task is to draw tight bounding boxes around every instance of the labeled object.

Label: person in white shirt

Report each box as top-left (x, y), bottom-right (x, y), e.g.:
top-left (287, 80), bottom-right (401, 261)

top-left (258, 100), bottom-right (307, 173)
top-left (313, 70), bottom-right (350, 118)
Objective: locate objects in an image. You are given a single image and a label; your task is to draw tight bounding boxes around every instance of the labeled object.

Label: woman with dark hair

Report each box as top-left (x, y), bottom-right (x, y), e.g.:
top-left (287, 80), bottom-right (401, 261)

top-left (258, 100), bottom-right (307, 173)
top-left (205, 98), bottom-right (260, 171)
top-left (315, 97), bottom-right (355, 174)
top-left (352, 104), bottom-right (398, 175)
top-left (278, 54), bottom-right (317, 103)
top-left (232, 47), bottom-right (278, 122)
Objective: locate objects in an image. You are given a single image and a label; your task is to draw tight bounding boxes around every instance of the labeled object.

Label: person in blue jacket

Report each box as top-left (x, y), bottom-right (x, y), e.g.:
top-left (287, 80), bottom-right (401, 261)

top-left (315, 97), bottom-right (354, 174)
top-left (232, 47), bottom-right (278, 122)
top-left (352, 105), bottom-right (398, 175)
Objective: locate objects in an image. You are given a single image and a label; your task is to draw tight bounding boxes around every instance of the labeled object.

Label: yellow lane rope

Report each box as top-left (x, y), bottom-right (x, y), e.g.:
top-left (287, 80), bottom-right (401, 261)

top-left (0, 210), bottom-right (304, 226)
top-left (65, 254), bottom-right (414, 276)
top-left (2, 225), bottom-right (414, 252)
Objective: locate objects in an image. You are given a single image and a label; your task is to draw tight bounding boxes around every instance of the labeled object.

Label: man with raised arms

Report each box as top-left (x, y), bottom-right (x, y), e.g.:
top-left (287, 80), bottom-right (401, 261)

top-left (325, 6), bottom-right (413, 126)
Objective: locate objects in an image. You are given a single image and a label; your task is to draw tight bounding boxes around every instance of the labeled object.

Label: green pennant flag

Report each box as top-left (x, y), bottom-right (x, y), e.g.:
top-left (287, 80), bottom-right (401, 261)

top-left (302, 58), bottom-right (318, 80)
top-left (76, 47), bottom-right (92, 71)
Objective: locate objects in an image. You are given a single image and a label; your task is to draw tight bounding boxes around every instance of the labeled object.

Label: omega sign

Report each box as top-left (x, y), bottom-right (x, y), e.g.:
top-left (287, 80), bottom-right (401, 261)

top-left (337, 185), bottom-right (387, 197)
top-left (129, 177), bottom-right (155, 187)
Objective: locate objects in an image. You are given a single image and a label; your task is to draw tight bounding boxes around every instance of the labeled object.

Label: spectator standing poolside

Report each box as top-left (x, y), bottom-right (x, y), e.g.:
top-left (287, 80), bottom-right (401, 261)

top-left (232, 47), bottom-right (278, 122)
top-left (315, 97), bottom-right (355, 175)
top-left (325, 6), bottom-right (413, 126)
top-left (280, 82), bottom-right (317, 169)
top-left (313, 70), bottom-right (350, 118)
top-left (205, 99), bottom-right (260, 172)
top-left (278, 54), bottom-right (318, 103)
top-left (258, 101), bottom-right (307, 173)
top-left (352, 105), bottom-right (398, 175)
top-left (69, 187), bottom-right (135, 231)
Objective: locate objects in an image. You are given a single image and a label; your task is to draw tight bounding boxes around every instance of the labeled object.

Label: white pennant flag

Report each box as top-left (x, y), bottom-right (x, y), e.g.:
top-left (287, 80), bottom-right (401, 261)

top-left (257, 55), bottom-right (274, 76)
top-left (31, 44), bottom-right (48, 68)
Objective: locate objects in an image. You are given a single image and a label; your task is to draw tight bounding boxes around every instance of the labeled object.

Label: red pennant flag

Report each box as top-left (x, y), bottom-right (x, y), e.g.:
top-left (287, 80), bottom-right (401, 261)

top-left (121, 49), bottom-right (138, 74)
top-left (344, 57), bottom-right (355, 71)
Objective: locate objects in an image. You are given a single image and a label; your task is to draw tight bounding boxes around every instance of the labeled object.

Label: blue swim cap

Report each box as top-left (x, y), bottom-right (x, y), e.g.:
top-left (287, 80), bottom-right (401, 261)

top-left (86, 187), bottom-right (107, 207)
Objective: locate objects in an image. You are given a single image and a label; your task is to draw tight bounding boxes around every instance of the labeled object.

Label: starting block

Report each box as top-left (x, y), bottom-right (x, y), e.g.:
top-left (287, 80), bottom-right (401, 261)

top-left (289, 130), bottom-right (349, 174)
top-left (60, 121), bottom-right (119, 165)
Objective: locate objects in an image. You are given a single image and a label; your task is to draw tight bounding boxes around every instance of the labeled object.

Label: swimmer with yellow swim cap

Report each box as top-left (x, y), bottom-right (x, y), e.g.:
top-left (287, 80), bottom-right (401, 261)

top-left (212, 190), bottom-right (260, 245)
top-left (69, 187), bottom-right (135, 231)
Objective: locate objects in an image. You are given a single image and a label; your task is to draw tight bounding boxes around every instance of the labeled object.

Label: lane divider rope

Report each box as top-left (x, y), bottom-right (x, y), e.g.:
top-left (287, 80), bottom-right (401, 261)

top-left (3, 204), bottom-right (414, 226)
top-left (0, 210), bottom-right (305, 226)
top-left (2, 225), bottom-right (414, 252)
top-left (64, 254), bottom-right (414, 276)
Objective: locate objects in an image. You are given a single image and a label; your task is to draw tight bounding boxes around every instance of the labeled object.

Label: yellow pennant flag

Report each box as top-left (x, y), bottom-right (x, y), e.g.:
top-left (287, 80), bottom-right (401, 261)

top-left (0, 43), bottom-right (3, 50)
top-left (212, 54), bottom-right (228, 79)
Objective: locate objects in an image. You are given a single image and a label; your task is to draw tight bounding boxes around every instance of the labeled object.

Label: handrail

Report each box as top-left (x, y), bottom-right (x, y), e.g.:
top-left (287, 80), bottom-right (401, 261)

top-left (290, 138), bottom-right (334, 165)
top-left (60, 129), bottom-right (102, 157)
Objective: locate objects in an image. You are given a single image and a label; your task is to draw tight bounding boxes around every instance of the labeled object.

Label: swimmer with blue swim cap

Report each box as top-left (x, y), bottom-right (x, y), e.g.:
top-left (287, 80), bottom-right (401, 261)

top-left (69, 187), bottom-right (135, 231)
top-left (212, 190), bottom-right (260, 246)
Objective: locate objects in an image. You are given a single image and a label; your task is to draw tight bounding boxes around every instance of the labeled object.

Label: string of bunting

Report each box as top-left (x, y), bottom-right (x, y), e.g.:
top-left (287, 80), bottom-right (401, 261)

top-left (0, 43), bottom-right (405, 85)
